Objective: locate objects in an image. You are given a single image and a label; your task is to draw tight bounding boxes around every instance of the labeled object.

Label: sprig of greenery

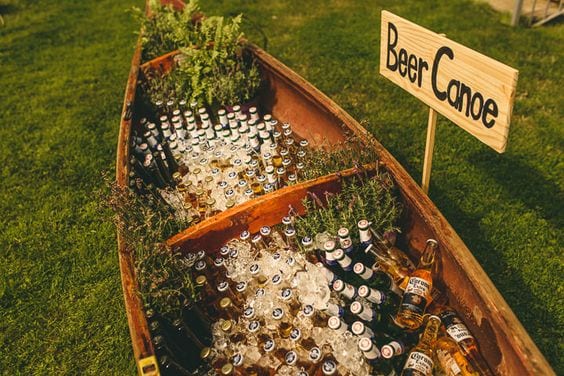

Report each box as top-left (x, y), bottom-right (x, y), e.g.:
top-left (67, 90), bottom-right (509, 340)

top-left (132, 0), bottom-right (201, 62)
top-left (100, 173), bottom-right (195, 319)
top-left (300, 133), bottom-right (380, 180)
top-left (294, 174), bottom-right (402, 250)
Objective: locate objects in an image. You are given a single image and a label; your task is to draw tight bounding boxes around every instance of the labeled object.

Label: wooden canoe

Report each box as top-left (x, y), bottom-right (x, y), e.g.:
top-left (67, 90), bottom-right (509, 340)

top-left (116, 4), bottom-right (554, 376)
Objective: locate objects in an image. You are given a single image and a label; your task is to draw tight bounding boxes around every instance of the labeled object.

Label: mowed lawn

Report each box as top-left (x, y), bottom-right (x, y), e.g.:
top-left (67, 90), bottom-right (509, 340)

top-left (0, 0), bottom-right (562, 374)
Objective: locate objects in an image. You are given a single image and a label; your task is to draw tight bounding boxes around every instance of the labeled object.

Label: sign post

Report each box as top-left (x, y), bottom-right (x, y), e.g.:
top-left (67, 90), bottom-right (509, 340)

top-left (379, 11), bottom-right (518, 194)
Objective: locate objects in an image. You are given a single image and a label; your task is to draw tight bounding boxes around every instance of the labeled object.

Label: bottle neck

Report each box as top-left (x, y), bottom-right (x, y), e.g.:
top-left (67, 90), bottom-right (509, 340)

top-left (418, 317), bottom-right (440, 351)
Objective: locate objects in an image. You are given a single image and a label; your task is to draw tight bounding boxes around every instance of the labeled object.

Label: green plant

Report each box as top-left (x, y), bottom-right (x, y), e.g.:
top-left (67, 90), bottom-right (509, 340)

top-left (294, 174), bottom-right (402, 250)
top-left (139, 13), bottom-right (262, 108)
top-left (136, 244), bottom-right (197, 321)
top-left (301, 131), bottom-right (380, 180)
top-left (133, 0), bottom-right (201, 62)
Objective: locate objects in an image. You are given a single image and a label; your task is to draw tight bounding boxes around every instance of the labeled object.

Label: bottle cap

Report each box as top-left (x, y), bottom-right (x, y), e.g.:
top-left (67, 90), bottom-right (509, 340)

top-left (232, 353), bottom-right (244, 367)
top-left (357, 285), bottom-right (369, 298)
top-left (358, 219), bottom-right (370, 229)
top-left (309, 347), bottom-right (321, 362)
top-left (280, 288), bottom-right (292, 300)
top-left (350, 301), bottom-right (363, 314)
top-left (240, 230), bottom-right (250, 241)
top-left (260, 226), bottom-right (271, 236)
top-left (272, 274), bottom-right (282, 285)
top-left (289, 327), bottom-right (301, 341)
top-left (248, 320), bottom-right (260, 333)
top-left (323, 240), bottom-right (336, 252)
top-left (332, 280), bottom-right (344, 292)
top-left (263, 339), bottom-right (275, 352)
top-left (200, 347), bottom-right (211, 360)
top-left (195, 275), bottom-right (207, 286)
top-left (333, 249), bottom-right (344, 260)
top-left (301, 236), bottom-right (313, 246)
top-left (272, 307), bottom-right (284, 320)
top-left (220, 319), bottom-right (233, 332)
top-left (337, 227), bottom-right (349, 238)
top-left (219, 297), bottom-right (232, 309)
top-left (285, 351), bottom-right (298, 366)
top-left (353, 263), bottom-right (365, 274)
top-left (358, 337), bottom-right (373, 352)
top-left (322, 360), bottom-right (337, 375)
top-left (351, 321), bottom-right (366, 335)
top-left (217, 281), bottom-right (229, 292)
top-left (220, 246), bottom-right (230, 256)
top-left (249, 263), bottom-right (260, 275)
top-left (380, 343), bottom-right (400, 359)
top-left (303, 305), bottom-right (314, 317)
top-left (327, 316), bottom-right (342, 330)
top-left (220, 363), bottom-right (234, 375)
top-left (235, 281), bottom-right (247, 292)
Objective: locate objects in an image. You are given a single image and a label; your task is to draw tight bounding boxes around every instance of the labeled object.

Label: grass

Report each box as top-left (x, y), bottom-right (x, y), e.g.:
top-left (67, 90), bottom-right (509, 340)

top-left (0, 0), bottom-right (561, 374)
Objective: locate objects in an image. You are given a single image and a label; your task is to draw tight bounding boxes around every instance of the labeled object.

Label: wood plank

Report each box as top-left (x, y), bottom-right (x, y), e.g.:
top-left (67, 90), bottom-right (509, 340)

top-left (379, 11), bottom-right (518, 153)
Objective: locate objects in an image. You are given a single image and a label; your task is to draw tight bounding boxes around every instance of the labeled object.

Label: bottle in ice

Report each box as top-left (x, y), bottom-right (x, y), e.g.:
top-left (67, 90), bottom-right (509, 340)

top-left (395, 239), bottom-right (438, 330)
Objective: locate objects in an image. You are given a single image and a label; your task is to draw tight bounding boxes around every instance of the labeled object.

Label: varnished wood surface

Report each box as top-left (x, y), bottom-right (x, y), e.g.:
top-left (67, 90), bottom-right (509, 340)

top-left (115, 2), bottom-right (553, 375)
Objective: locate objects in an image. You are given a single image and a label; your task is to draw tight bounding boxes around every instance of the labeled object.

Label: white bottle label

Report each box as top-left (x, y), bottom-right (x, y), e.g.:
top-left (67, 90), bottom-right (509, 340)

top-left (446, 323), bottom-right (473, 343)
top-left (404, 352), bottom-right (433, 375)
top-left (405, 277), bottom-right (431, 298)
top-left (436, 349), bottom-right (462, 376)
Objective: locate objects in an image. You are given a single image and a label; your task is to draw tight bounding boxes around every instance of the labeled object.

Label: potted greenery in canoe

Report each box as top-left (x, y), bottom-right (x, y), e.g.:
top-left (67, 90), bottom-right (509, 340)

top-left (136, 2), bottom-right (262, 112)
top-left (133, 0), bottom-right (202, 62)
top-left (176, 14), bottom-right (261, 110)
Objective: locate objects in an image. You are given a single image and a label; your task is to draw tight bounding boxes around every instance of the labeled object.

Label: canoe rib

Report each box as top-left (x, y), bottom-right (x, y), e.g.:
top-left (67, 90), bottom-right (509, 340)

top-left (115, 21), bottom-right (554, 376)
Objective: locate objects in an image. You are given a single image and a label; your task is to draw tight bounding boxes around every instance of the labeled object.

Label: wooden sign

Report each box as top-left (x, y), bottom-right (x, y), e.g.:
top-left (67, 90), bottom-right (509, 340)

top-left (379, 11), bottom-right (518, 153)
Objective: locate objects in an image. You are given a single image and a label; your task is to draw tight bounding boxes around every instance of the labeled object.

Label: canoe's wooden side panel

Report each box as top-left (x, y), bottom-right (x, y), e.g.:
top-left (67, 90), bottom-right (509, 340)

top-left (167, 165), bottom-right (374, 251)
top-left (116, 36), bottom-right (157, 375)
top-left (247, 45), bottom-right (553, 376)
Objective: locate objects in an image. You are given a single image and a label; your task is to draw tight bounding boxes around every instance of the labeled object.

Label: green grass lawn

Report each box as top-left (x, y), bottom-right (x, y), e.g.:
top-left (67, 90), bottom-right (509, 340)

top-left (0, 0), bottom-right (562, 374)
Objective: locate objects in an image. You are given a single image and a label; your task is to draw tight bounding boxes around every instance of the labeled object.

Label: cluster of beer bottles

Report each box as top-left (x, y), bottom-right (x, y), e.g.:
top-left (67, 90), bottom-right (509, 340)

top-left (128, 100), bottom-right (312, 223)
top-left (146, 216), bottom-right (494, 376)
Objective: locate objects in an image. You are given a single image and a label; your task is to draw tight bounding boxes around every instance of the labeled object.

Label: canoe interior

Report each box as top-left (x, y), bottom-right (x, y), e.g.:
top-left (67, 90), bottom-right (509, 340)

top-left (117, 39), bottom-right (554, 376)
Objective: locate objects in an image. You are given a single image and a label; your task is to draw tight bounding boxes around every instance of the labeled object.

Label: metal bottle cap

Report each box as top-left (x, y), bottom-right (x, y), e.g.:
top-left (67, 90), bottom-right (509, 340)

top-left (195, 275), bottom-right (207, 286)
top-left (219, 297), bottom-right (232, 309)
top-left (328, 316), bottom-right (342, 330)
top-left (358, 337), bottom-right (373, 352)
top-left (350, 301), bottom-right (363, 314)
top-left (351, 321), bottom-right (366, 335)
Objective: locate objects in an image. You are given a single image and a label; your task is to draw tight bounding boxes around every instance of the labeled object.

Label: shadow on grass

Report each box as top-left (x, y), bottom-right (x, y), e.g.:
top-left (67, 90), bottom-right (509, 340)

top-left (432, 182), bottom-right (562, 370)
top-left (467, 152), bottom-right (563, 229)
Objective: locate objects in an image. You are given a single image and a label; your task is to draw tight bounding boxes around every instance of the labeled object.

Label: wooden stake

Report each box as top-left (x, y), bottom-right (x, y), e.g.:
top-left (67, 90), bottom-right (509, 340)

top-left (422, 107), bottom-right (438, 194)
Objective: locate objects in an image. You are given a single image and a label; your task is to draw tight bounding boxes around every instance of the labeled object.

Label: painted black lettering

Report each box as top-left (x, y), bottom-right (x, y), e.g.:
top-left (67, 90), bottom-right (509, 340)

top-left (418, 58), bottom-right (428, 88)
top-left (447, 79), bottom-right (459, 107)
top-left (482, 98), bottom-right (498, 128)
top-left (470, 92), bottom-right (484, 120)
top-left (432, 46), bottom-right (454, 101)
top-left (398, 49), bottom-right (408, 77)
top-left (408, 55), bottom-right (418, 83)
top-left (458, 83), bottom-right (472, 117)
top-left (386, 23), bottom-right (399, 71)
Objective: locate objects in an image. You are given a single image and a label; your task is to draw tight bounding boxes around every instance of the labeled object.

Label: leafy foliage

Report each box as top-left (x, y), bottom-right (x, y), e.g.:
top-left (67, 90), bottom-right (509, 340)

top-left (295, 174), bottom-right (402, 248)
top-left (133, 0), bottom-right (201, 61)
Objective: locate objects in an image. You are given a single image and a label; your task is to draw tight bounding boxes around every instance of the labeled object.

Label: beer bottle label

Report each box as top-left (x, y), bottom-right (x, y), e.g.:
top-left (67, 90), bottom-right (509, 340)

top-left (446, 324), bottom-right (473, 343)
top-left (440, 310), bottom-right (474, 343)
top-left (436, 349), bottom-right (462, 376)
top-left (401, 277), bottom-right (431, 314)
top-left (403, 351), bottom-right (433, 375)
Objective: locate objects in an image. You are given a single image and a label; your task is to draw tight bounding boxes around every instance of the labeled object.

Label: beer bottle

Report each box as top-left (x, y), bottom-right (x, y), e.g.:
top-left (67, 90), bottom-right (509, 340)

top-left (152, 335), bottom-right (200, 373)
top-left (333, 249), bottom-right (353, 272)
top-left (438, 308), bottom-right (493, 376)
top-left (395, 239), bottom-right (438, 330)
top-left (332, 279), bottom-right (357, 301)
top-left (435, 334), bottom-right (479, 376)
top-left (158, 355), bottom-right (193, 376)
top-left (182, 302), bottom-right (213, 346)
top-left (358, 337), bottom-right (382, 366)
top-left (380, 333), bottom-right (419, 360)
top-left (401, 315), bottom-right (440, 376)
